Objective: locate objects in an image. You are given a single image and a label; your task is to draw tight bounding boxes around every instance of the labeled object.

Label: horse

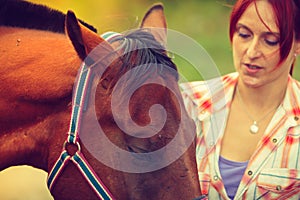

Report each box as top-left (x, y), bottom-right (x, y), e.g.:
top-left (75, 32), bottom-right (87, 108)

top-left (0, 0), bottom-right (201, 199)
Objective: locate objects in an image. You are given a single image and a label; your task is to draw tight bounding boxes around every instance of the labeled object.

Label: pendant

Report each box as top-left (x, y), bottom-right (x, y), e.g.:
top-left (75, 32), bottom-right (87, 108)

top-left (250, 121), bottom-right (259, 134)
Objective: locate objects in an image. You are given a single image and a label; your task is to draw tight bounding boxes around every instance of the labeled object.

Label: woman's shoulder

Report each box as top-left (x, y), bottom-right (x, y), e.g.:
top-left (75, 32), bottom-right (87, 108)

top-left (287, 76), bottom-right (300, 106)
top-left (289, 76), bottom-right (300, 90)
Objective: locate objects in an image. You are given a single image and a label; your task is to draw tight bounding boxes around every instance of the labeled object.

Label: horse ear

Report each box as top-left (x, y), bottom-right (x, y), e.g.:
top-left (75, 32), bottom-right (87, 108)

top-left (65, 10), bottom-right (108, 60)
top-left (140, 3), bottom-right (167, 47)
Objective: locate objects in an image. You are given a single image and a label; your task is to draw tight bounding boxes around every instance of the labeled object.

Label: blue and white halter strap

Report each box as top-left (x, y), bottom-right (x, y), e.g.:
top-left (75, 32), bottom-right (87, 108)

top-left (47, 31), bottom-right (124, 200)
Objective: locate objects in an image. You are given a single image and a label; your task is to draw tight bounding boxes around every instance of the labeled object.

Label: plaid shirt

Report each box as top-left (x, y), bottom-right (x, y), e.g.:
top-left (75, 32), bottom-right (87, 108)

top-left (180, 72), bottom-right (300, 200)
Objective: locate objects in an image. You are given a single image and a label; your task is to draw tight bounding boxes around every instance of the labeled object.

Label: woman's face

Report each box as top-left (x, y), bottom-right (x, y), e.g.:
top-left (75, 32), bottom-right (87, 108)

top-left (232, 0), bottom-right (296, 88)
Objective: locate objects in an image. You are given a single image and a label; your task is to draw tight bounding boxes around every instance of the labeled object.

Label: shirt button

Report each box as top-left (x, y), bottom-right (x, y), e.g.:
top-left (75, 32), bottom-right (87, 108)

top-left (247, 170), bottom-right (253, 176)
top-left (272, 138), bottom-right (278, 143)
top-left (276, 185), bottom-right (282, 191)
top-left (294, 116), bottom-right (299, 121)
top-left (213, 175), bottom-right (219, 181)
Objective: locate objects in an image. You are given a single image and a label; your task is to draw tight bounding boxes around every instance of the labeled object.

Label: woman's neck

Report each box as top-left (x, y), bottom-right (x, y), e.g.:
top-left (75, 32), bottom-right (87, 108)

top-left (235, 79), bottom-right (288, 114)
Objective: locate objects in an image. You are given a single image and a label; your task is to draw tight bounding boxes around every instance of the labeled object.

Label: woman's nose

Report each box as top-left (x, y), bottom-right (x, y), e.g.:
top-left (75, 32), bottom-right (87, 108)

top-left (246, 38), bottom-right (262, 59)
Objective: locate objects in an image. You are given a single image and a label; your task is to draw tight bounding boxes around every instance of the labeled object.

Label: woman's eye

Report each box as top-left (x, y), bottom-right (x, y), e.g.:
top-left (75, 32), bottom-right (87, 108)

top-left (236, 27), bottom-right (251, 39)
top-left (265, 39), bottom-right (279, 46)
top-left (238, 32), bottom-right (250, 39)
top-left (264, 34), bottom-right (280, 46)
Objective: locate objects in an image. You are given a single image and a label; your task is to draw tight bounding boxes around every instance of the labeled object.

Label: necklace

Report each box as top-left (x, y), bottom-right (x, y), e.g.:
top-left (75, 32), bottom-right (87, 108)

top-left (236, 88), bottom-right (279, 134)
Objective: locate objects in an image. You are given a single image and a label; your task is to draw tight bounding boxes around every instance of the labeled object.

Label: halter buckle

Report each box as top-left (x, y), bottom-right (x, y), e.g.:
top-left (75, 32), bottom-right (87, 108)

top-left (63, 141), bottom-right (81, 156)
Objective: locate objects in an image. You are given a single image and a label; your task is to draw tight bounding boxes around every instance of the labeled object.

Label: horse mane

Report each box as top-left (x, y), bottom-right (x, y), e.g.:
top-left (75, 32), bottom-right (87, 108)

top-left (105, 29), bottom-right (178, 89)
top-left (0, 0), bottom-right (97, 33)
top-left (123, 30), bottom-right (177, 72)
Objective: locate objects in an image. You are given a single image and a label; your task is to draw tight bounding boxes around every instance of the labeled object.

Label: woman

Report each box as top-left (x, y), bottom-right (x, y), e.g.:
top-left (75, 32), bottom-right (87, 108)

top-left (181, 0), bottom-right (300, 199)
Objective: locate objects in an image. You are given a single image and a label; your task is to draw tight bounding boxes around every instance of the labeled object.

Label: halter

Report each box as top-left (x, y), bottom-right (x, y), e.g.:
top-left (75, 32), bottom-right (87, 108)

top-left (47, 32), bottom-right (122, 200)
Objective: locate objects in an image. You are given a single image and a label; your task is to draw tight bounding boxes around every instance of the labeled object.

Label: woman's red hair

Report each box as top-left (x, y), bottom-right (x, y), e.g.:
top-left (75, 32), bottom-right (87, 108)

top-left (229, 0), bottom-right (300, 74)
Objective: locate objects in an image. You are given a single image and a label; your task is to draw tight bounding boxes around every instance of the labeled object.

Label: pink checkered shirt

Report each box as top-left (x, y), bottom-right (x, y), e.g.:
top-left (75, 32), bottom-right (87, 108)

top-left (181, 72), bottom-right (300, 200)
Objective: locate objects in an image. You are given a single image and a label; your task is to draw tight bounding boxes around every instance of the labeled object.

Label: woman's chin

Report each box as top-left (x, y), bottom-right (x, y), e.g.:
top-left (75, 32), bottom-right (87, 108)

top-left (239, 74), bottom-right (262, 88)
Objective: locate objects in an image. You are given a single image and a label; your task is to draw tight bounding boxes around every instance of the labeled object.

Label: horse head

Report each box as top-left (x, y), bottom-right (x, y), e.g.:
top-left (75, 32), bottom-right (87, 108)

top-left (0, 2), bottom-right (201, 199)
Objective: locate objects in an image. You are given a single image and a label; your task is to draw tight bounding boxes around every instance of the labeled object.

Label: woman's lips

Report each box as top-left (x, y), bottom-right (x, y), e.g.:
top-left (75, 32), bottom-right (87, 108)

top-left (243, 63), bottom-right (263, 73)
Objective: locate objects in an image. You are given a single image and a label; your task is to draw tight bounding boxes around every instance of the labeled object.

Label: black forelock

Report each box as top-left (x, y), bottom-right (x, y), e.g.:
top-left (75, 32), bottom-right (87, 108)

top-left (116, 29), bottom-right (178, 80)
top-left (0, 0), bottom-right (97, 33)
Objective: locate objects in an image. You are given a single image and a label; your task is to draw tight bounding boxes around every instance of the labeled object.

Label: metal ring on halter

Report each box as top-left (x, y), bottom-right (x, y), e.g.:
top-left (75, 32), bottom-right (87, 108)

top-left (63, 140), bottom-right (81, 155)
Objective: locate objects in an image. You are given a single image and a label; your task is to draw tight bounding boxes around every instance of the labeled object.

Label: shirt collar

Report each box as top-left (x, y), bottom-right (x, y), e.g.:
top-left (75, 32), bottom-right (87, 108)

top-left (180, 72), bottom-right (239, 118)
top-left (281, 76), bottom-right (300, 126)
